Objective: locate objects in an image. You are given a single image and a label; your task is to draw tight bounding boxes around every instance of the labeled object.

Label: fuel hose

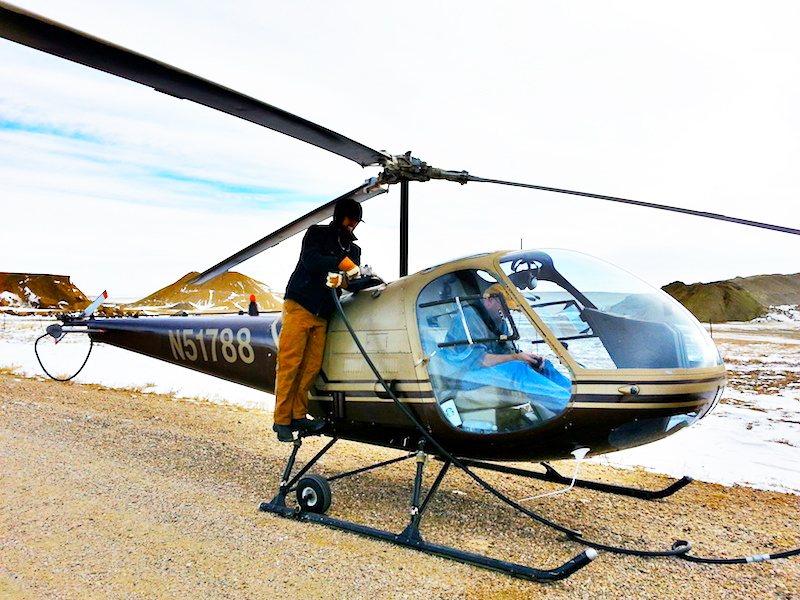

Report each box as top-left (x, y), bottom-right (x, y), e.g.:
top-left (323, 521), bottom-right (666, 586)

top-left (333, 289), bottom-right (800, 564)
top-left (332, 289), bottom-right (694, 559)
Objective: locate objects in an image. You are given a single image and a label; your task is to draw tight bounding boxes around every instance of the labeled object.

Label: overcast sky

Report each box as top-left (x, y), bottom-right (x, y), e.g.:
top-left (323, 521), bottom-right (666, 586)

top-left (2, 1), bottom-right (799, 298)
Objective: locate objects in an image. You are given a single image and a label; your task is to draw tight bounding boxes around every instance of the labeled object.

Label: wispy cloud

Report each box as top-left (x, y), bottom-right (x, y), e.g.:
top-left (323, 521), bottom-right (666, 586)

top-left (1, 1), bottom-right (799, 296)
top-left (0, 117), bottom-right (102, 143)
top-left (149, 169), bottom-right (293, 200)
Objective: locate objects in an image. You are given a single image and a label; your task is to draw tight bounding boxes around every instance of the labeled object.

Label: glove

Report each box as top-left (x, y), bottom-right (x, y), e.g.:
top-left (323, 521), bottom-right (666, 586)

top-left (338, 256), bottom-right (361, 278)
top-left (326, 272), bottom-right (343, 288)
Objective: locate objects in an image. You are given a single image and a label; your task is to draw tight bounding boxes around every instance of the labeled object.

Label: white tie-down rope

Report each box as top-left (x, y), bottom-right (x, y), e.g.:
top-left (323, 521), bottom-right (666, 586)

top-left (519, 447), bottom-right (591, 502)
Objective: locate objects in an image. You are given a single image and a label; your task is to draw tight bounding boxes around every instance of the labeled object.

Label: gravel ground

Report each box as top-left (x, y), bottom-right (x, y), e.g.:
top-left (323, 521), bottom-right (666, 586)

top-left (0, 372), bottom-right (798, 599)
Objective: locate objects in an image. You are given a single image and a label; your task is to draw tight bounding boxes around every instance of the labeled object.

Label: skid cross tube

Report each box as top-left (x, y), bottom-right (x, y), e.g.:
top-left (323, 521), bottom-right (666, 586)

top-left (418, 459), bottom-right (451, 518)
top-left (326, 453), bottom-right (415, 484)
top-left (284, 437), bottom-right (338, 493)
top-left (457, 459), bottom-right (693, 500)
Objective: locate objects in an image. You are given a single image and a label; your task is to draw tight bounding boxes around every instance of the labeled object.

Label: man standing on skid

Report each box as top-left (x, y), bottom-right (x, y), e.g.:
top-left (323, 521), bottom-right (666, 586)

top-left (272, 197), bottom-right (363, 442)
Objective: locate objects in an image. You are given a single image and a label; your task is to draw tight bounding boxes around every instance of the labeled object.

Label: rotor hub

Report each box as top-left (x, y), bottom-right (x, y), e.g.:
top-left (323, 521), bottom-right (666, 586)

top-left (379, 152), bottom-right (470, 186)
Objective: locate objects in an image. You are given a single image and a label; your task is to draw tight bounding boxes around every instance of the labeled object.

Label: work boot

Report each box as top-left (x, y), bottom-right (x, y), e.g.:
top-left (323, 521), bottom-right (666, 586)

top-left (272, 423), bottom-right (294, 442)
top-left (290, 417), bottom-right (326, 433)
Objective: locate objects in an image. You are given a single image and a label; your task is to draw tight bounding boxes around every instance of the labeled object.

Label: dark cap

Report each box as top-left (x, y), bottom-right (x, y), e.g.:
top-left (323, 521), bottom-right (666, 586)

top-left (333, 197), bottom-right (363, 225)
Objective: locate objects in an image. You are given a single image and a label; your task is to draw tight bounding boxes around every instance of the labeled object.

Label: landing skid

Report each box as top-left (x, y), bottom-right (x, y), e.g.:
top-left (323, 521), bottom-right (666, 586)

top-left (259, 435), bottom-right (596, 582)
top-left (457, 458), bottom-right (693, 500)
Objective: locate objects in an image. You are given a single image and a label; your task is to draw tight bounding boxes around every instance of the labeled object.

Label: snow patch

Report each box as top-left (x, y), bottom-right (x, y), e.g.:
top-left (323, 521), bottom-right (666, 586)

top-left (753, 304), bottom-right (800, 322)
top-left (22, 286), bottom-right (40, 307)
top-left (0, 291), bottom-right (23, 306)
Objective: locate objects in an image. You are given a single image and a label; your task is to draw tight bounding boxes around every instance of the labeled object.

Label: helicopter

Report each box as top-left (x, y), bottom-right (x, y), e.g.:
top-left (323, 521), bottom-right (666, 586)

top-left (3, 2), bottom-right (799, 582)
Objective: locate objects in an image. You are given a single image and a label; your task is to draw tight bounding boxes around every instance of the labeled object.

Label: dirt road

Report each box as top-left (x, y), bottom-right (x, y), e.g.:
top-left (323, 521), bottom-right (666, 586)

top-left (1, 373), bottom-right (797, 599)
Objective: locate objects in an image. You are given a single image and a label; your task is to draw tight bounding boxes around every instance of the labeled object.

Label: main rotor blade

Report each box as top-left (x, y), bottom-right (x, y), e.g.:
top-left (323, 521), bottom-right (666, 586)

top-left (0, 2), bottom-right (390, 167)
top-left (465, 175), bottom-right (800, 236)
top-left (191, 180), bottom-right (387, 285)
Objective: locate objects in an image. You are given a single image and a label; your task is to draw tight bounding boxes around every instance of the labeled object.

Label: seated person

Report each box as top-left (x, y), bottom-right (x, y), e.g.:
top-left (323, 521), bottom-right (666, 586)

top-left (442, 283), bottom-right (571, 417)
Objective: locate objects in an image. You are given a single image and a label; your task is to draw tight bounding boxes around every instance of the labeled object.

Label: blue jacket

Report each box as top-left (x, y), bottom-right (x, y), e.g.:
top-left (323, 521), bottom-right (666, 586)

top-left (284, 223), bottom-right (361, 318)
top-left (444, 303), bottom-right (515, 370)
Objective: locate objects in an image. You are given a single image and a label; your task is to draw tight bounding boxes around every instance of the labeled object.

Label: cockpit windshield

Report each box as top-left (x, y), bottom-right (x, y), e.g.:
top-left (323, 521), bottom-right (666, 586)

top-left (499, 249), bottom-right (722, 370)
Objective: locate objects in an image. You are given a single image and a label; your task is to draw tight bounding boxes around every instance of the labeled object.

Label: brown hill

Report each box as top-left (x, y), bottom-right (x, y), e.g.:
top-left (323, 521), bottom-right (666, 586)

top-left (128, 271), bottom-right (283, 313)
top-left (662, 272), bottom-right (800, 323)
top-left (0, 273), bottom-right (90, 311)
top-left (730, 273), bottom-right (800, 306)
top-left (662, 280), bottom-right (765, 323)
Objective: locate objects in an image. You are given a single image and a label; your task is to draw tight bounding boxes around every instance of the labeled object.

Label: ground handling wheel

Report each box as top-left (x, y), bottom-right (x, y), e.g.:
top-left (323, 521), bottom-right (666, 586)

top-left (296, 474), bottom-right (332, 514)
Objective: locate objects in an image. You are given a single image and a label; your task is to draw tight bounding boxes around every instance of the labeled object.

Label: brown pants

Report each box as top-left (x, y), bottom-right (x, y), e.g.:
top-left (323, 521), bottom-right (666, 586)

top-left (274, 299), bottom-right (328, 426)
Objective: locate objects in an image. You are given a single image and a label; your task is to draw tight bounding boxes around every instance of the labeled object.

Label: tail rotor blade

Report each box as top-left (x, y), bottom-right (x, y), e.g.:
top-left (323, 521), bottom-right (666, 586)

top-left (80, 290), bottom-right (108, 318)
top-left (0, 2), bottom-right (390, 167)
top-left (190, 180), bottom-right (387, 285)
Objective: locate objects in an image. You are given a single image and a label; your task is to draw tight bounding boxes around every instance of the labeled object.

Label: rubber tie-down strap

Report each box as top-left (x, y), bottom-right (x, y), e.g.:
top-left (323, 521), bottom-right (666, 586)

top-left (34, 332), bottom-right (94, 382)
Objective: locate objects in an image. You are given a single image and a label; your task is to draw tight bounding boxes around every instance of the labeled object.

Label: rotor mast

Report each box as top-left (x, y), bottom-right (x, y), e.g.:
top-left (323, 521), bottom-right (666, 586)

top-left (400, 180), bottom-right (409, 277)
top-left (374, 152), bottom-right (471, 277)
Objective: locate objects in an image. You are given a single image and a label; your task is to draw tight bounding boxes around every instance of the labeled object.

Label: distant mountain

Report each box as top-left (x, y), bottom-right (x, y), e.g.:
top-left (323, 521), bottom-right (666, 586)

top-left (127, 271), bottom-right (283, 313)
top-left (0, 273), bottom-right (89, 311)
top-left (662, 272), bottom-right (800, 323)
top-left (730, 273), bottom-right (800, 306)
top-left (662, 281), bottom-right (764, 323)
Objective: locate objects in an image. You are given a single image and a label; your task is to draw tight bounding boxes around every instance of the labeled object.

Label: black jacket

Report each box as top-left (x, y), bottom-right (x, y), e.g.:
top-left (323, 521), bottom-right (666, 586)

top-left (284, 223), bottom-right (361, 319)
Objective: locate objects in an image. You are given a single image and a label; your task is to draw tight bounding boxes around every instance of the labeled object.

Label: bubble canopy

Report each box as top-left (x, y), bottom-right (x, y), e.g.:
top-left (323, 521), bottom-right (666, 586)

top-left (499, 249), bottom-right (722, 370)
top-left (415, 249), bottom-right (723, 436)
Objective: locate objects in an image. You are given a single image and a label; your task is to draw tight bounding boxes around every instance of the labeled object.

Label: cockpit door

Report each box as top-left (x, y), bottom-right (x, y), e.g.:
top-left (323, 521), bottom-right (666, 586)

top-left (416, 268), bottom-right (572, 434)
